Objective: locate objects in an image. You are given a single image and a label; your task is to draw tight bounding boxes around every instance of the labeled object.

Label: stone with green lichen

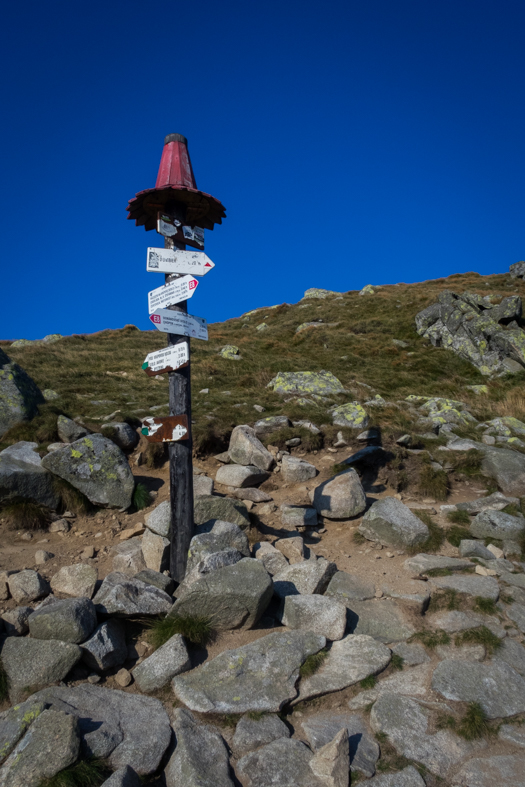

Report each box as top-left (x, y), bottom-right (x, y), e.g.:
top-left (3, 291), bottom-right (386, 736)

top-left (41, 434), bottom-right (134, 508)
top-left (219, 345), bottom-right (242, 360)
top-left (256, 322), bottom-right (268, 331)
top-left (0, 349), bottom-right (44, 438)
top-left (267, 371), bottom-right (345, 396)
top-left (466, 385), bottom-right (488, 394)
top-left (0, 699), bottom-right (47, 764)
top-left (302, 288), bottom-right (339, 299)
top-left (42, 389), bottom-right (59, 401)
top-left (359, 285), bottom-right (376, 295)
top-left (331, 402), bottom-right (369, 428)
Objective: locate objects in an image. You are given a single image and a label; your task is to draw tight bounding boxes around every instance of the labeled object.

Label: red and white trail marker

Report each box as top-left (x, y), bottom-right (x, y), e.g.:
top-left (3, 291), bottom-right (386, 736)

top-left (147, 247), bottom-right (214, 276)
top-left (141, 414), bottom-right (189, 443)
top-left (149, 309), bottom-right (208, 340)
top-left (148, 275), bottom-right (198, 313)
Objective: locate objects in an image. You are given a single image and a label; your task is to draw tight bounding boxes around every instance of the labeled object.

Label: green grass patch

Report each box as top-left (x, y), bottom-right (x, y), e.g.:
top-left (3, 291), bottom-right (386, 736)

top-left (446, 524), bottom-right (472, 548)
top-left (502, 503), bottom-right (520, 516)
top-left (473, 597), bottom-right (498, 615)
top-left (390, 654), bottom-right (404, 671)
top-left (1, 499), bottom-right (51, 531)
top-left (300, 648), bottom-right (328, 678)
top-left (263, 426), bottom-right (323, 452)
top-left (352, 531), bottom-right (367, 545)
top-left (39, 759), bottom-right (111, 787)
top-left (374, 731), bottom-right (414, 773)
top-left (360, 674), bottom-right (377, 689)
top-left (247, 710), bottom-right (266, 721)
top-left (452, 449), bottom-right (484, 477)
top-left (132, 482), bottom-right (151, 511)
top-left (437, 702), bottom-right (495, 740)
top-left (52, 477), bottom-right (92, 515)
top-left (406, 519), bottom-right (445, 556)
top-left (418, 465), bottom-right (449, 501)
top-left (455, 626), bottom-right (502, 655)
top-left (425, 568), bottom-right (453, 577)
top-left (411, 630), bottom-right (450, 649)
top-left (148, 614), bottom-right (213, 648)
top-left (447, 509), bottom-right (471, 526)
top-left (428, 588), bottom-right (461, 612)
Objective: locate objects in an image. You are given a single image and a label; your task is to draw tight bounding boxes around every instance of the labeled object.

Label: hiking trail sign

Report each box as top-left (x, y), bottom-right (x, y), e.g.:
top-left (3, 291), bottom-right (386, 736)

top-left (142, 344), bottom-right (190, 376)
top-left (146, 247), bottom-right (214, 276)
top-left (149, 309), bottom-right (208, 340)
top-left (148, 275), bottom-right (198, 313)
top-left (141, 415), bottom-right (189, 443)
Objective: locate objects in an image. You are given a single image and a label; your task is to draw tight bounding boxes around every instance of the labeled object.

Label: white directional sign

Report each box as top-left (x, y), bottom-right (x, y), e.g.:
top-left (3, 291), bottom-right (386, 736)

top-left (149, 309), bottom-right (208, 340)
top-left (148, 275), bottom-right (198, 314)
top-left (142, 344), bottom-right (190, 375)
top-left (147, 247), bottom-right (214, 276)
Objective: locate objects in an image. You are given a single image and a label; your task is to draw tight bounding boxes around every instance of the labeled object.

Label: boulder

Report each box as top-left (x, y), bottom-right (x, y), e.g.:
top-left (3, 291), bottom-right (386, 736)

top-left (50, 563), bottom-right (98, 598)
top-left (274, 536), bottom-right (304, 563)
top-left (134, 568), bottom-right (174, 595)
top-left (425, 610), bottom-right (487, 633)
top-left (452, 755), bottom-right (525, 787)
top-left (2, 637), bottom-right (81, 701)
top-left (280, 504), bottom-right (318, 528)
top-left (232, 713), bottom-right (290, 757)
top-left (458, 539), bottom-right (496, 559)
top-left (309, 728), bottom-right (349, 787)
top-left (278, 594), bottom-right (347, 640)
top-left (100, 766), bottom-right (142, 787)
top-left (253, 415), bottom-right (292, 436)
top-left (171, 558), bottom-right (273, 630)
top-left (111, 537), bottom-right (147, 576)
top-left (359, 498), bottom-right (429, 548)
top-left (300, 712), bottom-right (379, 778)
top-left (141, 528), bottom-right (169, 572)
top-left (1, 606), bottom-right (32, 636)
top-left (0, 709), bottom-right (79, 787)
top-left (348, 663), bottom-right (433, 709)
top-left (0, 698), bottom-right (47, 765)
top-left (428, 573), bottom-right (499, 600)
top-left (228, 425), bottom-right (274, 471)
top-left (101, 422), bottom-right (139, 451)
top-left (456, 491), bottom-right (519, 513)
top-left (165, 709), bottom-right (234, 787)
top-left (219, 344), bottom-right (241, 360)
top-left (470, 509), bottom-right (525, 540)
top-left (481, 444), bottom-right (525, 497)
top-left (273, 558), bottom-right (336, 598)
top-left (510, 261), bottom-right (525, 279)
top-left (41, 434), bottom-right (135, 509)
top-left (281, 455), bottom-right (318, 484)
top-left (28, 684), bottom-right (171, 775)
top-left (404, 554), bottom-right (472, 573)
top-left (28, 597), bottom-right (97, 643)
top-left (81, 619), bottom-right (128, 671)
top-left (194, 495), bottom-right (251, 530)
top-left (132, 634), bottom-right (190, 692)
top-left (190, 520), bottom-right (250, 563)
top-left (253, 542), bottom-right (289, 575)
top-left (172, 630), bottom-right (326, 713)
top-left (346, 600), bottom-right (415, 643)
top-left (432, 659), bottom-right (525, 718)
top-left (324, 571), bottom-right (376, 603)
top-left (57, 415), bottom-right (89, 443)
top-left (145, 500), bottom-right (170, 537)
top-left (93, 572), bottom-right (173, 616)
top-left (331, 403), bottom-right (369, 429)
top-left (0, 350), bottom-right (44, 438)
top-left (295, 634), bottom-right (391, 704)
top-left (193, 474), bottom-right (214, 496)
top-left (7, 570), bottom-right (48, 604)
top-left (238, 737), bottom-right (323, 787)
top-left (230, 487), bottom-right (272, 502)
top-left (267, 371), bottom-right (345, 395)
top-left (0, 441), bottom-right (60, 508)
top-left (391, 642), bottom-right (430, 666)
top-left (215, 464), bottom-right (270, 488)
top-left (312, 469), bottom-right (366, 519)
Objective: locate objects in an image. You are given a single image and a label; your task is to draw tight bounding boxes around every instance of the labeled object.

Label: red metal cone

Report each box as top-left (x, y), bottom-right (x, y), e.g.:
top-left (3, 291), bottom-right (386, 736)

top-left (155, 134), bottom-right (197, 190)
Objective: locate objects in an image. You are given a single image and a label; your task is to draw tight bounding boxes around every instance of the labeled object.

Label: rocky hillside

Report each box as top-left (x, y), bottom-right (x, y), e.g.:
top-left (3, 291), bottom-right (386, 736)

top-left (0, 266), bottom-right (524, 787)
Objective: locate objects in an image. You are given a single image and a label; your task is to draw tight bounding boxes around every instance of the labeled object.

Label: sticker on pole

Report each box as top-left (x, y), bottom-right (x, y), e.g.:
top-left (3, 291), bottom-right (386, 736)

top-left (141, 415), bottom-right (189, 443)
top-left (148, 275), bottom-right (198, 313)
top-left (157, 212), bottom-right (205, 248)
top-left (147, 247), bottom-right (214, 276)
top-left (142, 344), bottom-right (190, 376)
top-left (149, 309), bottom-right (208, 340)
top-left (157, 212), bottom-right (181, 237)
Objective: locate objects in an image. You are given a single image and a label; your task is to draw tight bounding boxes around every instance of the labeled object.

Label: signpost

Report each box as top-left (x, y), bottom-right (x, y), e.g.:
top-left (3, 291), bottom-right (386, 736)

top-left (127, 132), bottom-right (226, 583)
top-left (146, 247), bottom-right (215, 276)
top-left (148, 275), bottom-right (198, 313)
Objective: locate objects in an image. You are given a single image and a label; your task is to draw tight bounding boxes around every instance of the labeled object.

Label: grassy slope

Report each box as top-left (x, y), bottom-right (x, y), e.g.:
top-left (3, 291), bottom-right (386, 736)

top-left (2, 270), bottom-right (525, 455)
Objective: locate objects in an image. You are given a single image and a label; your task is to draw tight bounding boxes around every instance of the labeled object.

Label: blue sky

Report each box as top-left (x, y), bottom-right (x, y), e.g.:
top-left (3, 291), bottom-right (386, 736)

top-left (1, 0), bottom-right (524, 339)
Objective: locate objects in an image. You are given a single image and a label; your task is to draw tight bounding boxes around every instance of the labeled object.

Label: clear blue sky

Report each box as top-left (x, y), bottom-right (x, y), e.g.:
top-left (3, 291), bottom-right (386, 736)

top-left (1, 0), bottom-right (524, 339)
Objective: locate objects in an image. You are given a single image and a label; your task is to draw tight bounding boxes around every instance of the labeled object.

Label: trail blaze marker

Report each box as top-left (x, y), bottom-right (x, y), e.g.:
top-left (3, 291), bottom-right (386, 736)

top-left (142, 344), bottom-right (189, 376)
top-left (148, 275), bottom-right (198, 313)
top-left (146, 247), bottom-right (215, 276)
top-left (127, 132), bottom-right (226, 582)
top-left (141, 415), bottom-right (189, 443)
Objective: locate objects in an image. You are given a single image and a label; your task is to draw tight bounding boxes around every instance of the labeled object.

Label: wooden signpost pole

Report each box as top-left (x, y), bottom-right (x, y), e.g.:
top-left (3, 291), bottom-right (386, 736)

top-left (163, 205), bottom-right (194, 583)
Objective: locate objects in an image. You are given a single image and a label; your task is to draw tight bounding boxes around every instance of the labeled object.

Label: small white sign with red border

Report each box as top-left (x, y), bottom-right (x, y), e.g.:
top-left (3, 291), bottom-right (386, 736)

top-left (148, 275), bottom-right (198, 313)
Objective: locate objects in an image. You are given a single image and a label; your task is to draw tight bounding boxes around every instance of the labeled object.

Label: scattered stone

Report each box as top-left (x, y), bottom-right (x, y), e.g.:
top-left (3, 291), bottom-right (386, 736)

top-left (313, 468), bottom-right (366, 519)
top-left (193, 474), bottom-right (214, 496)
top-left (93, 572), bottom-right (173, 616)
top-left (49, 518), bottom-right (70, 532)
top-left (172, 630), bottom-right (326, 713)
top-left (0, 698), bottom-right (47, 765)
top-left (470, 509), bottom-right (525, 541)
top-left (253, 415), bottom-right (292, 436)
top-left (228, 425), bottom-right (274, 471)
top-left (216, 464), bottom-right (270, 487)
top-left (7, 570), bottom-right (48, 603)
top-left (279, 594), bottom-right (347, 640)
top-left (1, 606), bottom-right (31, 636)
top-left (81, 619), bottom-right (127, 671)
top-left (381, 587), bottom-right (430, 613)
top-left (458, 540), bottom-right (495, 559)
top-left (456, 491), bottom-right (519, 513)
top-left (295, 634), bottom-right (391, 703)
top-left (346, 600), bottom-right (416, 643)
top-left (194, 495), bottom-right (251, 530)
top-left (134, 568), bottom-right (174, 595)
top-left (132, 634), bottom-right (190, 693)
top-left (432, 658), bottom-right (525, 717)
top-left (115, 668), bottom-right (132, 687)
top-left (2, 637), bottom-right (81, 701)
top-left (253, 541), bottom-right (289, 575)
top-left (267, 371), bottom-right (345, 396)
top-left (231, 486), bottom-right (272, 502)
top-left (360, 498), bottom-right (429, 548)
top-left (181, 548), bottom-right (243, 591)
top-left (119, 523), bottom-right (145, 540)
top-left (281, 455), bottom-right (318, 484)
top-left (309, 728), bottom-right (349, 787)
top-left (331, 403), bottom-right (369, 429)
top-left (57, 414), bottom-right (90, 443)
top-left (28, 597), bottom-right (97, 643)
top-left (274, 535), bottom-right (305, 563)
top-left (165, 709), bottom-right (234, 787)
top-left (0, 441), bottom-right (60, 508)
top-left (300, 712), bottom-right (379, 778)
top-left (232, 713), bottom-right (290, 757)
top-left (111, 537), bottom-right (147, 576)
top-left (34, 550), bottom-right (54, 565)
top-left (325, 571), bottom-right (376, 603)
top-left (238, 737), bottom-right (322, 787)
top-left (428, 573), bottom-right (499, 600)
top-left (145, 500), bottom-right (170, 537)
top-left (487, 543), bottom-right (505, 558)
top-left (0, 349), bottom-right (44, 439)
top-left (280, 504), bottom-right (318, 529)
top-left (273, 558), bottom-right (337, 598)
top-left (50, 563), bottom-right (98, 599)
top-left (404, 554), bottom-right (472, 573)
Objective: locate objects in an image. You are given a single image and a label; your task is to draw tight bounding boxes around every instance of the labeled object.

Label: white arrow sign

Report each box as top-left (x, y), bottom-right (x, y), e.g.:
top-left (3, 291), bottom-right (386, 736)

top-left (148, 275), bottom-right (198, 314)
top-left (147, 248), bottom-right (214, 276)
top-left (149, 309), bottom-right (208, 340)
top-left (142, 344), bottom-right (190, 375)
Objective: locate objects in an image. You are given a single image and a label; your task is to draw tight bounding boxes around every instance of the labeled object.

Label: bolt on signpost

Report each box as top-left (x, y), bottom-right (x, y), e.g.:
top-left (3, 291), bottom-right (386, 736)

top-left (127, 134), bottom-right (226, 582)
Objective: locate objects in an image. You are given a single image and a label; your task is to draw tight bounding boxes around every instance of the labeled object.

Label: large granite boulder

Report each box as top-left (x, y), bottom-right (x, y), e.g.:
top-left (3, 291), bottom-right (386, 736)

top-left (228, 425), bottom-right (274, 471)
top-left (0, 698), bottom-right (47, 765)
top-left (278, 594), bottom-right (347, 640)
top-left (165, 709), bottom-right (234, 787)
top-left (267, 371), bottom-right (345, 395)
top-left (470, 509), bottom-right (525, 541)
top-left (447, 438), bottom-right (525, 497)
top-left (93, 572), bottom-right (173, 616)
top-left (273, 558), bottom-right (336, 598)
top-left (56, 415), bottom-right (89, 443)
top-left (2, 637), bottom-right (82, 701)
top-left (359, 498), bottom-right (429, 547)
top-left (193, 495), bottom-right (251, 530)
top-left (0, 349), bottom-right (44, 438)
top-left (27, 597), bottom-right (97, 643)
top-left (42, 434), bottom-right (135, 509)
top-left (312, 469), bottom-right (366, 519)
top-left (0, 441), bottom-right (60, 508)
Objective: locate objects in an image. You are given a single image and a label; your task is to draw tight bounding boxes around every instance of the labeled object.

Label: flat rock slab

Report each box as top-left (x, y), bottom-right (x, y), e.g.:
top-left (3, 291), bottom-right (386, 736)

top-left (295, 634), bottom-right (391, 704)
top-left (215, 464), bottom-right (269, 488)
top-left (428, 574), bottom-right (499, 601)
top-left (432, 658), bottom-right (525, 718)
top-left (497, 638), bottom-right (525, 676)
top-left (325, 571), bottom-right (376, 603)
top-left (425, 610), bottom-right (486, 633)
top-left (499, 724), bottom-right (525, 747)
top-left (346, 600), bottom-right (416, 643)
top-left (28, 597), bottom-right (97, 643)
top-left (470, 510), bottom-right (525, 541)
top-left (0, 699), bottom-right (47, 765)
top-left (300, 712), bottom-right (379, 777)
top-left (273, 558), bottom-right (336, 598)
top-left (404, 554), bottom-right (473, 573)
top-left (451, 754), bottom-right (525, 787)
top-left (237, 737), bottom-right (323, 787)
top-left (370, 693), bottom-right (473, 777)
top-left (456, 491), bottom-right (518, 514)
top-left (171, 630), bottom-right (326, 714)
top-left (359, 498), bottom-right (429, 548)
top-left (29, 684), bottom-right (171, 775)
top-left (165, 709), bottom-right (233, 787)
top-left (194, 495), bottom-right (251, 530)
top-left (132, 634), bottom-right (190, 693)
top-left (391, 642), bottom-right (431, 666)
top-left (93, 572), bottom-right (173, 616)
top-left (365, 766), bottom-right (426, 787)
top-left (232, 713), bottom-right (290, 757)
top-left (507, 602), bottom-right (525, 633)
top-left (279, 594), bottom-right (347, 640)
top-left (50, 563), bottom-right (98, 598)
top-left (2, 637), bottom-right (81, 702)
top-left (348, 663), bottom-right (433, 709)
